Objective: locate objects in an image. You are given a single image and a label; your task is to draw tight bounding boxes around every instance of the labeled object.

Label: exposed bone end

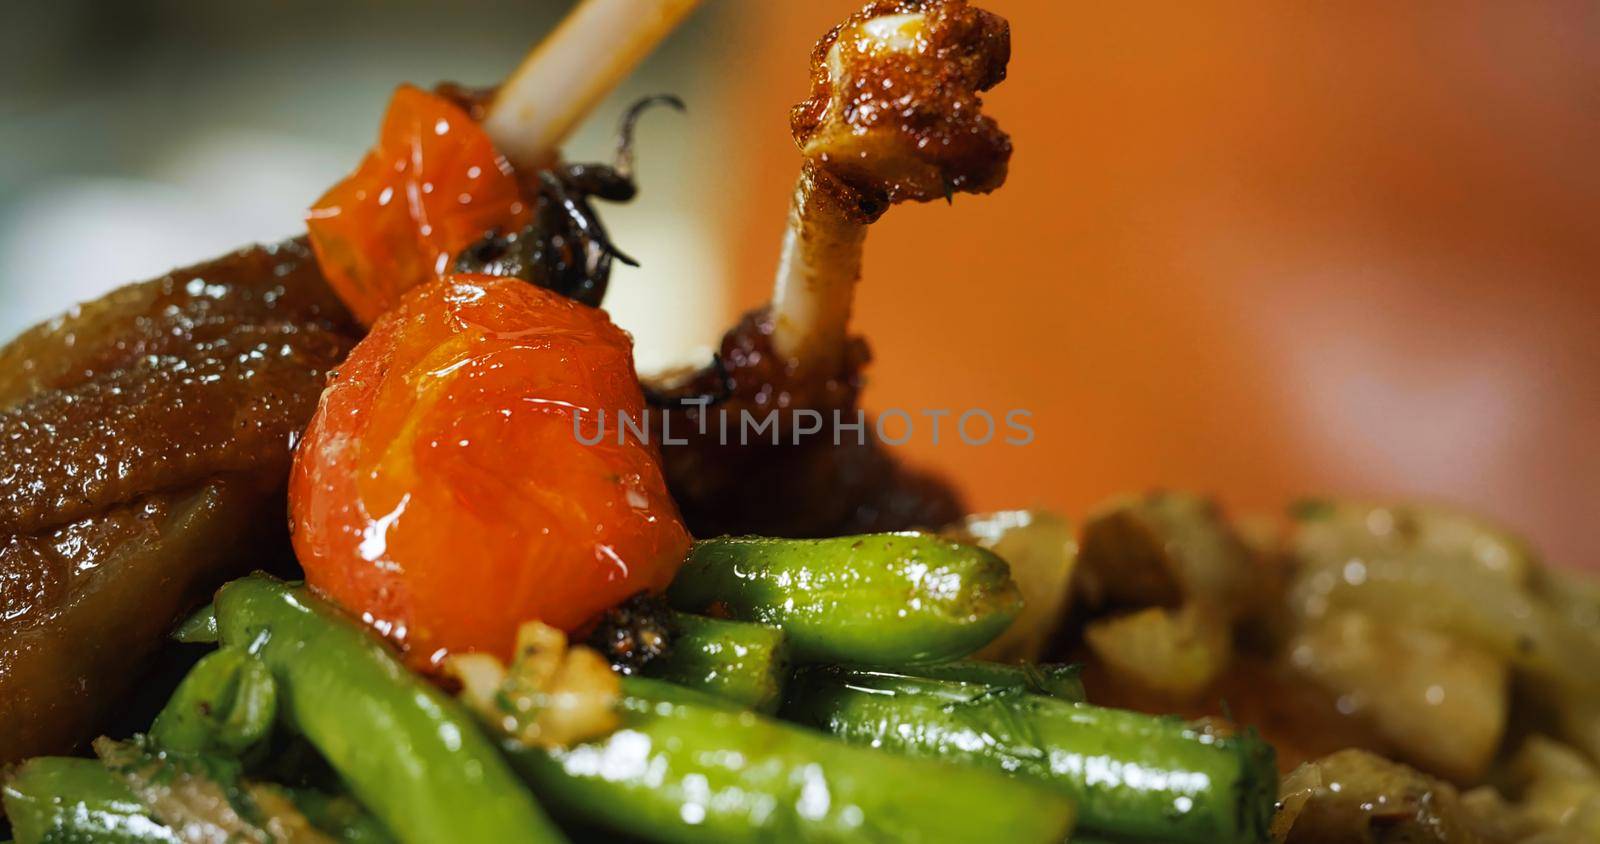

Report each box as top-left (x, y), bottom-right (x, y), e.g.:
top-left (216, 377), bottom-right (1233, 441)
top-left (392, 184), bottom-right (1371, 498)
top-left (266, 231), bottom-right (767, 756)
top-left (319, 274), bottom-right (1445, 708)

top-left (790, 0), bottom-right (1012, 215)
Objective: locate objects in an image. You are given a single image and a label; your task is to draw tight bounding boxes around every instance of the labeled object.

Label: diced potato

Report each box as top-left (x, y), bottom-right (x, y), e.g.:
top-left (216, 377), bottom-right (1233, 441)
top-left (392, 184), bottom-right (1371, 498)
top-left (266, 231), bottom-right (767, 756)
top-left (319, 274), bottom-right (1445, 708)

top-left (1234, 511), bottom-right (1286, 561)
top-left (947, 510), bottom-right (1076, 662)
top-left (1552, 697), bottom-right (1600, 768)
top-left (1493, 737), bottom-right (1600, 842)
top-left (1083, 605), bottom-right (1231, 700)
top-left (1289, 500), bottom-right (1535, 586)
top-left (1508, 736), bottom-right (1599, 787)
top-left (1272, 749), bottom-right (1493, 843)
top-left (1287, 545), bottom-right (1598, 698)
top-left (1530, 566), bottom-right (1600, 660)
top-left (1077, 491), bottom-right (1267, 618)
top-left (1287, 611), bottom-right (1508, 783)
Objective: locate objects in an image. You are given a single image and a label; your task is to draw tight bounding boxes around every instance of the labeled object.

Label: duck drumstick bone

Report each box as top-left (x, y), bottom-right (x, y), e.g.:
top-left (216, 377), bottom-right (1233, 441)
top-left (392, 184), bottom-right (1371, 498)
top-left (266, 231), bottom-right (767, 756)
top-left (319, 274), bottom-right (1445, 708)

top-left (648, 1), bottom-right (1011, 538)
top-left (771, 0), bottom-right (1012, 377)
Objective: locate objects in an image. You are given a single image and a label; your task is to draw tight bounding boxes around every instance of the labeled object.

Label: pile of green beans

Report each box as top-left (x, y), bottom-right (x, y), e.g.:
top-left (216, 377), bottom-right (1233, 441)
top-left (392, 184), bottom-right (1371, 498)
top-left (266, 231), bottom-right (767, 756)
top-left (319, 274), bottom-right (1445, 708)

top-left (2, 532), bottom-right (1280, 844)
top-left (508, 676), bottom-right (1076, 843)
top-left (211, 576), bottom-right (564, 843)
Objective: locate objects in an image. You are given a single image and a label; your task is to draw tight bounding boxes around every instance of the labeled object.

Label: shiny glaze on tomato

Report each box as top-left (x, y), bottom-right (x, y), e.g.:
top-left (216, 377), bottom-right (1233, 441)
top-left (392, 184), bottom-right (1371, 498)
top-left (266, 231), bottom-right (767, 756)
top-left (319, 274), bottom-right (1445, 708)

top-left (306, 86), bottom-right (530, 325)
top-left (289, 275), bottom-right (691, 670)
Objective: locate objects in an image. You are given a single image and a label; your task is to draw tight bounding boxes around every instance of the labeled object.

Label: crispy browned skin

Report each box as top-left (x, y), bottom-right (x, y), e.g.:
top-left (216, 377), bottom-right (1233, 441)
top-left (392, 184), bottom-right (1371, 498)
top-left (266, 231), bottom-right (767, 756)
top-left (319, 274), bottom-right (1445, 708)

top-left (790, 0), bottom-right (1011, 217)
top-left (0, 238), bottom-right (355, 762)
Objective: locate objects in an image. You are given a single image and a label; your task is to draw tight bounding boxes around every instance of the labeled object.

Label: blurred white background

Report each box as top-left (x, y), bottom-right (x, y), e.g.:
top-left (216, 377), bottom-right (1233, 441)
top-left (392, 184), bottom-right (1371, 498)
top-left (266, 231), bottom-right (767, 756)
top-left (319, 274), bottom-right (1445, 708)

top-left (0, 0), bottom-right (733, 371)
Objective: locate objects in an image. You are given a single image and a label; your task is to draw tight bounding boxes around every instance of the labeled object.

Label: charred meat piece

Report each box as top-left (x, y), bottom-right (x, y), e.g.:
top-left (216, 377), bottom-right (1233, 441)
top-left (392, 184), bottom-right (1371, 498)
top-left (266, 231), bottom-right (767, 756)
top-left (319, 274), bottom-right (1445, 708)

top-left (653, 0), bottom-right (1009, 537)
top-left (0, 238), bottom-right (355, 763)
top-left (652, 310), bottom-right (967, 537)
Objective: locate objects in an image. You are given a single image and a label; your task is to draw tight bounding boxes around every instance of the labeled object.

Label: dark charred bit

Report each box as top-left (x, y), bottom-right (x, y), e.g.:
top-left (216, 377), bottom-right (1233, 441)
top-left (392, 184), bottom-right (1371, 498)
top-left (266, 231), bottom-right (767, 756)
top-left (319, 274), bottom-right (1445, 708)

top-left (650, 308), bottom-right (869, 414)
top-left (647, 309), bottom-right (966, 538)
top-left (452, 94), bottom-right (684, 308)
top-left (588, 592), bottom-right (675, 675)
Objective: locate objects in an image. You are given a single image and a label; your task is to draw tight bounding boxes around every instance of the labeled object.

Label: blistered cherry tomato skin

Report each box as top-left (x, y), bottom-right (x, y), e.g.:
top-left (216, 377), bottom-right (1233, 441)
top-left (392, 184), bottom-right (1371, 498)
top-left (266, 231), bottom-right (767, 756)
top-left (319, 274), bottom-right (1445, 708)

top-left (306, 86), bottom-right (530, 325)
top-left (289, 275), bottom-right (692, 670)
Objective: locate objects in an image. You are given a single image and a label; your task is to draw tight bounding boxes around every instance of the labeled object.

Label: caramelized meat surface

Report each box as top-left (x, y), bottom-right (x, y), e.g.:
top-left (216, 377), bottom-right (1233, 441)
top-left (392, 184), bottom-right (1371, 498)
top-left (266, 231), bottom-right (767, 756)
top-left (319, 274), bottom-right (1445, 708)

top-left (791, 0), bottom-right (1011, 215)
top-left (0, 239), bottom-right (355, 762)
top-left (654, 310), bottom-right (966, 538)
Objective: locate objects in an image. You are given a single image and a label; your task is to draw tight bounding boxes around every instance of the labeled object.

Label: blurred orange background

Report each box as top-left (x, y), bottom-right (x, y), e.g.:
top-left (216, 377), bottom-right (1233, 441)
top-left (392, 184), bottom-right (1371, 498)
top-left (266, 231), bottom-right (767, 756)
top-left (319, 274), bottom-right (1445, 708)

top-left (719, 1), bottom-right (1599, 567)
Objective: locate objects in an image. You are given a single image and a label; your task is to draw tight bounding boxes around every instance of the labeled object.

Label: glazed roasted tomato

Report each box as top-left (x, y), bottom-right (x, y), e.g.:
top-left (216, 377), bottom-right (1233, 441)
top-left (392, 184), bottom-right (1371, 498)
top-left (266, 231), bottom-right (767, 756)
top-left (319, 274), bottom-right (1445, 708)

top-left (289, 274), bottom-right (692, 670)
top-left (306, 85), bottom-right (530, 325)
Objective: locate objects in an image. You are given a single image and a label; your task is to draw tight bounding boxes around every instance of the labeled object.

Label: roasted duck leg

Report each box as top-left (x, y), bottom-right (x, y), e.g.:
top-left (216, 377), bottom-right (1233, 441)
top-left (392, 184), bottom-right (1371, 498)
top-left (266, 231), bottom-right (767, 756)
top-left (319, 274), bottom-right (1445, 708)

top-left (773, 0), bottom-right (1011, 375)
top-left (655, 0), bottom-right (1012, 537)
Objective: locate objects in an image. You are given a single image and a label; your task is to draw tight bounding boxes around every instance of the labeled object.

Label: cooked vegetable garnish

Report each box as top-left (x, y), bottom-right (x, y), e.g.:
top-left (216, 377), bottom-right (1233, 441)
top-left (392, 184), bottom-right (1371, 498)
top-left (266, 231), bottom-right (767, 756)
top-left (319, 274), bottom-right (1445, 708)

top-left (785, 667), bottom-right (1276, 844)
top-left (1284, 500), bottom-right (1600, 770)
top-left (1077, 491), bottom-right (1265, 615)
top-left (1271, 749), bottom-right (1488, 843)
top-left (149, 646), bottom-right (277, 758)
top-left (213, 575), bottom-right (566, 844)
top-left (503, 676), bottom-right (1077, 843)
top-left (93, 737), bottom-right (291, 844)
top-left (838, 660), bottom-right (1085, 703)
top-left (449, 620), bottom-right (622, 750)
top-left (306, 85), bottom-right (531, 326)
top-left (2, 757), bottom-right (178, 844)
top-left (1083, 604), bottom-right (1233, 700)
top-left (946, 510), bottom-right (1077, 662)
top-left (668, 533), bottom-right (1022, 664)
top-left (290, 275), bottom-right (691, 672)
top-left (642, 613), bottom-right (790, 712)
top-left (280, 789), bottom-right (396, 844)
top-left (171, 603), bottom-right (219, 644)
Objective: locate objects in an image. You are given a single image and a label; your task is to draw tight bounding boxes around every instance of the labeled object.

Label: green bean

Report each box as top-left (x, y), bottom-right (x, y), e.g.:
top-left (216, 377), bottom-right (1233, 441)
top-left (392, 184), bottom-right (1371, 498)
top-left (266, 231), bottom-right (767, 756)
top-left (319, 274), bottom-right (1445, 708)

top-left (94, 736), bottom-right (281, 841)
top-left (785, 668), bottom-right (1276, 844)
top-left (172, 603), bottom-right (219, 644)
top-left (150, 645), bottom-right (277, 757)
top-left (1, 757), bottom-right (178, 844)
top-left (882, 660), bottom-right (1086, 702)
top-left (643, 614), bottom-right (789, 712)
top-left (668, 534), bottom-right (1022, 664)
top-left (281, 788), bottom-right (396, 843)
top-left (505, 676), bottom-right (1077, 843)
top-left (213, 574), bottom-right (566, 844)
